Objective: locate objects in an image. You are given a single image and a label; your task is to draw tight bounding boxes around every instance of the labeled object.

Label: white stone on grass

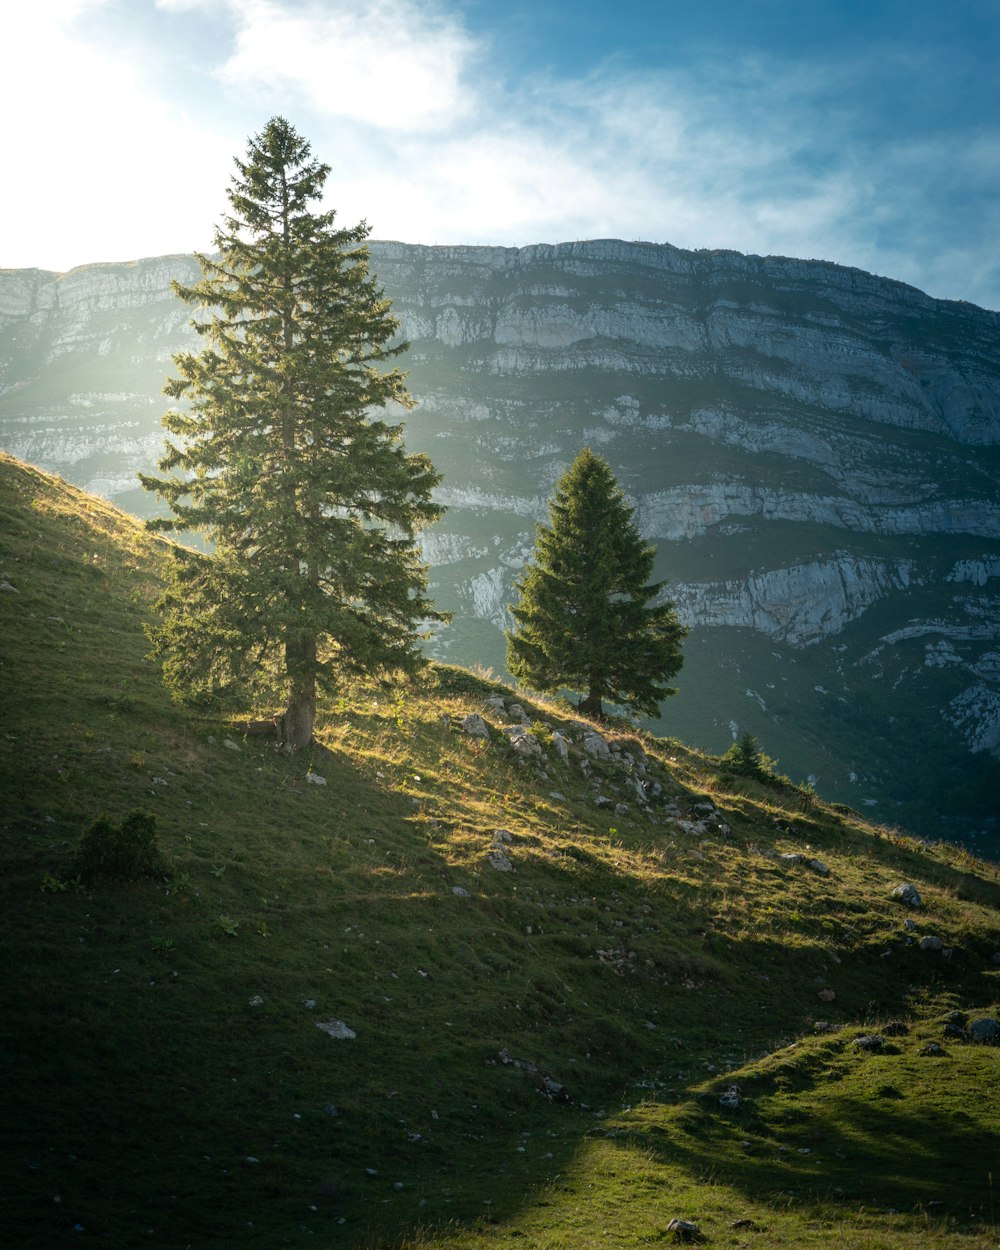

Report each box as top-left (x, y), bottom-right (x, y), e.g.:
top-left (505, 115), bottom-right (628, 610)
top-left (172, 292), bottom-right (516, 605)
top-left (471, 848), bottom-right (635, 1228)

top-left (316, 1018), bottom-right (356, 1040)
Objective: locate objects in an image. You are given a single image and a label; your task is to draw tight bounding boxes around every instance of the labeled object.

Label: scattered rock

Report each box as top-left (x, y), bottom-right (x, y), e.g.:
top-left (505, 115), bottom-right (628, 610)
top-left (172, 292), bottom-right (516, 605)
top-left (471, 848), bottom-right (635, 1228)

top-left (304, 999), bottom-right (316, 1009)
top-left (666, 1218), bottom-right (704, 1242)
top-left (492, 829), bottom-right (513, 844)
top-left (614, 803), bottom-right (629, 817)
top-left (903, 918), bottom-right (918, 931)
top-left (548, 790), bottom-right (567, 802)
top-left (487, 850), bottom-right (513, 872)
top-left (853, 1033), bottom-right (886, 1052)
top-left (461, 713), bottom-right (490, 738)
top-left (817, 988), bottom-right (836, 1003)
top-left (919, 1042), bottom-right (946, 1057)
top-left (970, 1018), bottom-right (1000, 1044)
top-left (539, 1075), bottom-right (571, 1102)
top-left (627, 776), bottom-right (647, 802)
top-left (890, 883), bottom-right (922, 907)
top-left (551, 730), bottom-right (571, 762)
top-left (505, 724), bottom-right (542, 757)
top-left (248, 995), bottom-right (264, 1007)
top-left (0, 581), bottom-right (18, 593)
top-left (305, 772), bottom-right (327, 786)
top-left (943, 1022), bottom-right (968, 1040)
top-left (719, 1084), bottom-right (742, 1109)
top-left (882, 1021), bottom-right (909, 1037)
top-left (778, 852), bottom-right (806, 865)
top-left (918, 935), bottom-right (943, 952)
top-left (508, 703), bottom-right (528, 722)
top-left (316, 1019), bottom-right (356, 1040)
top-left (451, 886), bottom-right (471, 898)
top-left (580, 732), bottom-right (613, 761)
top-left (809, 859), bottom-right (830, 876)
top-left (222, 738), bottom-right (241, 751)
top-left (322, 1104), bottom-right (339, 1117)
top-left (484, 694), bottom-right (507, 715)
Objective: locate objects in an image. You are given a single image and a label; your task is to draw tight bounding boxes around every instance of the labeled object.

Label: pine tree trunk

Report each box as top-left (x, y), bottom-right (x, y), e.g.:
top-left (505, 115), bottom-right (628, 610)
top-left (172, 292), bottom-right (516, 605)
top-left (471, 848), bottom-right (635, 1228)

top-left (579, 692), bottom-right (604, 719)
top-left (278, 633), bottom-right (317, 750)
top-left (278, 679), bottom-right (315, 750)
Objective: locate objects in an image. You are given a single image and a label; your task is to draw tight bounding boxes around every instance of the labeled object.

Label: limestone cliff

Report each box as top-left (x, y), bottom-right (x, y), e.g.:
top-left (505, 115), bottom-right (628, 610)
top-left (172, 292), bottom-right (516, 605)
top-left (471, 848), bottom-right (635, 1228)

top-left (2, 240), bottom-right (999, 841)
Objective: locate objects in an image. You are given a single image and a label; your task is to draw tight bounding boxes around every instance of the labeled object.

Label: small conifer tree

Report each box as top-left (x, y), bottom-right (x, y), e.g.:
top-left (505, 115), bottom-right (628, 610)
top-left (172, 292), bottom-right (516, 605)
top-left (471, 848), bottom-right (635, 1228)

top-left (505, 448), bottom-right (687, 718)
top-left (141, 118), bottom-right (446, 748)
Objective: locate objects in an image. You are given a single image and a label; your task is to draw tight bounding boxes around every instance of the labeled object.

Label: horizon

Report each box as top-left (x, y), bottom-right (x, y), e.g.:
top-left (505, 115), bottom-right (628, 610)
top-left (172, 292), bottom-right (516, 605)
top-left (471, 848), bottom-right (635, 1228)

top-left (2, 1), bottom-right (998, 311)
top-left (6, 235), bottom-right (994, 314)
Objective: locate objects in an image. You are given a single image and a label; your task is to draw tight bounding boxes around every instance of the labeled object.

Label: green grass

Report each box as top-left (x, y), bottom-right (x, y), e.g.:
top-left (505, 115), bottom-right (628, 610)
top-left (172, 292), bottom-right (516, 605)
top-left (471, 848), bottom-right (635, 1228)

top-left (1, 451), bottom-right (999, 1249)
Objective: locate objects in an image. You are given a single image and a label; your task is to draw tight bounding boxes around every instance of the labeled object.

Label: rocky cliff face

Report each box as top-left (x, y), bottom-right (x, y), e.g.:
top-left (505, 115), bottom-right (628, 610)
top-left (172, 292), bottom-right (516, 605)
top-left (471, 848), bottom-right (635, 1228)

top-left (2, 240), bottom-right (999, 843)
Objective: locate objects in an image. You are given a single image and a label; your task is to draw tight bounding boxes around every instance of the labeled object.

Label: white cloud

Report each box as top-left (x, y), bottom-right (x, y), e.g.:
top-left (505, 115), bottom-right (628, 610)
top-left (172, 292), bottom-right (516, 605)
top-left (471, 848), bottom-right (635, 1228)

top-left (2, 0), bottom-right (997, 308)
top-left (202, 0), bottom-right (479, 132)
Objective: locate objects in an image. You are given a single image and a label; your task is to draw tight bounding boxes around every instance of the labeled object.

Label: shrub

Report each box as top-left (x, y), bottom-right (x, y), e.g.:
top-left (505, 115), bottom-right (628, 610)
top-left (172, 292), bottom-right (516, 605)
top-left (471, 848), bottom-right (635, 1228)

top-left (721, 731), bottom-right (772, 776)
top-left (73, 810), bottom-right (166, 883)
top-left (719, 731), bottom-right (800, 792)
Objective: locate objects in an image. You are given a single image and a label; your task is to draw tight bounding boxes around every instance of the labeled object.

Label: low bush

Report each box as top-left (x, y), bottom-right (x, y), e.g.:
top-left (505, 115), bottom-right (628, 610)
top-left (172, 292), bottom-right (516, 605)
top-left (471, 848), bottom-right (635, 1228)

top-left (72, 809), bottom-right (167, 882)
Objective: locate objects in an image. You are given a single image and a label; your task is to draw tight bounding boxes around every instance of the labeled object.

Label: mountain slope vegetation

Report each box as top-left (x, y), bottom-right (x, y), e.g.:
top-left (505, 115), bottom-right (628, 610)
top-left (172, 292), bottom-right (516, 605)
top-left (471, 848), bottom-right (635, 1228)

top-left (2, 451), bottom-right (999, 1249)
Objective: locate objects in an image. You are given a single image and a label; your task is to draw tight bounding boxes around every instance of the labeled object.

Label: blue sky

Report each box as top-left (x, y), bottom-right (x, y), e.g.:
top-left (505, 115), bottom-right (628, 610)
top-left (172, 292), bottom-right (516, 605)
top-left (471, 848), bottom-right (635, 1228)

top-left (3, 0), bottom-right (998, 308)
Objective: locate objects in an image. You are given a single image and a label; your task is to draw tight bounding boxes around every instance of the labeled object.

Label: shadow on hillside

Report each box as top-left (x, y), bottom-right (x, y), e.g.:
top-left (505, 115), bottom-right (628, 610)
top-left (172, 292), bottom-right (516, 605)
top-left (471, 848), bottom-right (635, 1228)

top-left (612, 1082), bottom-right (999, 1224)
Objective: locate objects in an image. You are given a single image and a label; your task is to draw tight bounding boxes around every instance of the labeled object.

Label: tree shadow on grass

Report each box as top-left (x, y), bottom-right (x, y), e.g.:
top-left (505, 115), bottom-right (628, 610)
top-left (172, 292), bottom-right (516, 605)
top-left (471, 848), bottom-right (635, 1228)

top-left (613, 1035), bottom-right (1000, 1228)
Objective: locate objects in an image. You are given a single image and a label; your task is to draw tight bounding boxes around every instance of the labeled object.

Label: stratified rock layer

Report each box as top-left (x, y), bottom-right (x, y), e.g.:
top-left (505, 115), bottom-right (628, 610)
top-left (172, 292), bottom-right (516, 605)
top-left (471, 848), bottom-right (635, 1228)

top-left (2, 239), bottom-right (999, 840)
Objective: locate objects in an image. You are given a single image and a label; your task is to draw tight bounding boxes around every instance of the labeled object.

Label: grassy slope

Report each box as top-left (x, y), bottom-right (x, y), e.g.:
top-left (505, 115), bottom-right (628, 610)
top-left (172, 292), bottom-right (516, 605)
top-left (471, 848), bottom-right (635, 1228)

top-left (1, 450), bottom-right (998, 1250)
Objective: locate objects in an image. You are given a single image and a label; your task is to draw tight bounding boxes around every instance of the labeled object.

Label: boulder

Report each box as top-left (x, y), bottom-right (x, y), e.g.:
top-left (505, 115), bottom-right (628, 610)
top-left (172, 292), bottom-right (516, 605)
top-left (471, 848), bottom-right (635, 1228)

top-left (551, 730), bottom-right (571, 762)
top-left (316, 1019), bottom-right (356, 1040)
top-left (853, 1033), bottom-right (886, 1052)
top-left (666, 1219), bottom-right (704, 1243)
top-left (918, 935), bottom-right (943, 952)
top-left (461, 713), bottom-right (490, 738)
top-left (970, 1018), bottom-right (1000, 1044)
top-left (505, 724), bottom-right (542, 757)
top-left (890, 883), bottom-right (922, 907)
top-left (581, 732), bottom-right (613, 760)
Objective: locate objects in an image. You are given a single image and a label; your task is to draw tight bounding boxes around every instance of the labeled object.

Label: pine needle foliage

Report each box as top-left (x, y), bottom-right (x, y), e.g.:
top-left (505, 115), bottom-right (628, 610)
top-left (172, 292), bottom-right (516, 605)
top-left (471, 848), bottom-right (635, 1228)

top-left (140, 118), bottom-right (447, 747)
top-left (506, 447), bottom-right (687, 718)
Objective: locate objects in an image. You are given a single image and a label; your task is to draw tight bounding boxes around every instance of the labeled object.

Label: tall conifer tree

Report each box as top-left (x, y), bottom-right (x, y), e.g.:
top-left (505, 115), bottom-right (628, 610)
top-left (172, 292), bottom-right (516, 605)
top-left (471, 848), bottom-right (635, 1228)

top-left (141, 118), bottom-right (446, 748)
top-left (505, 448), bottom-right (686, 719)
